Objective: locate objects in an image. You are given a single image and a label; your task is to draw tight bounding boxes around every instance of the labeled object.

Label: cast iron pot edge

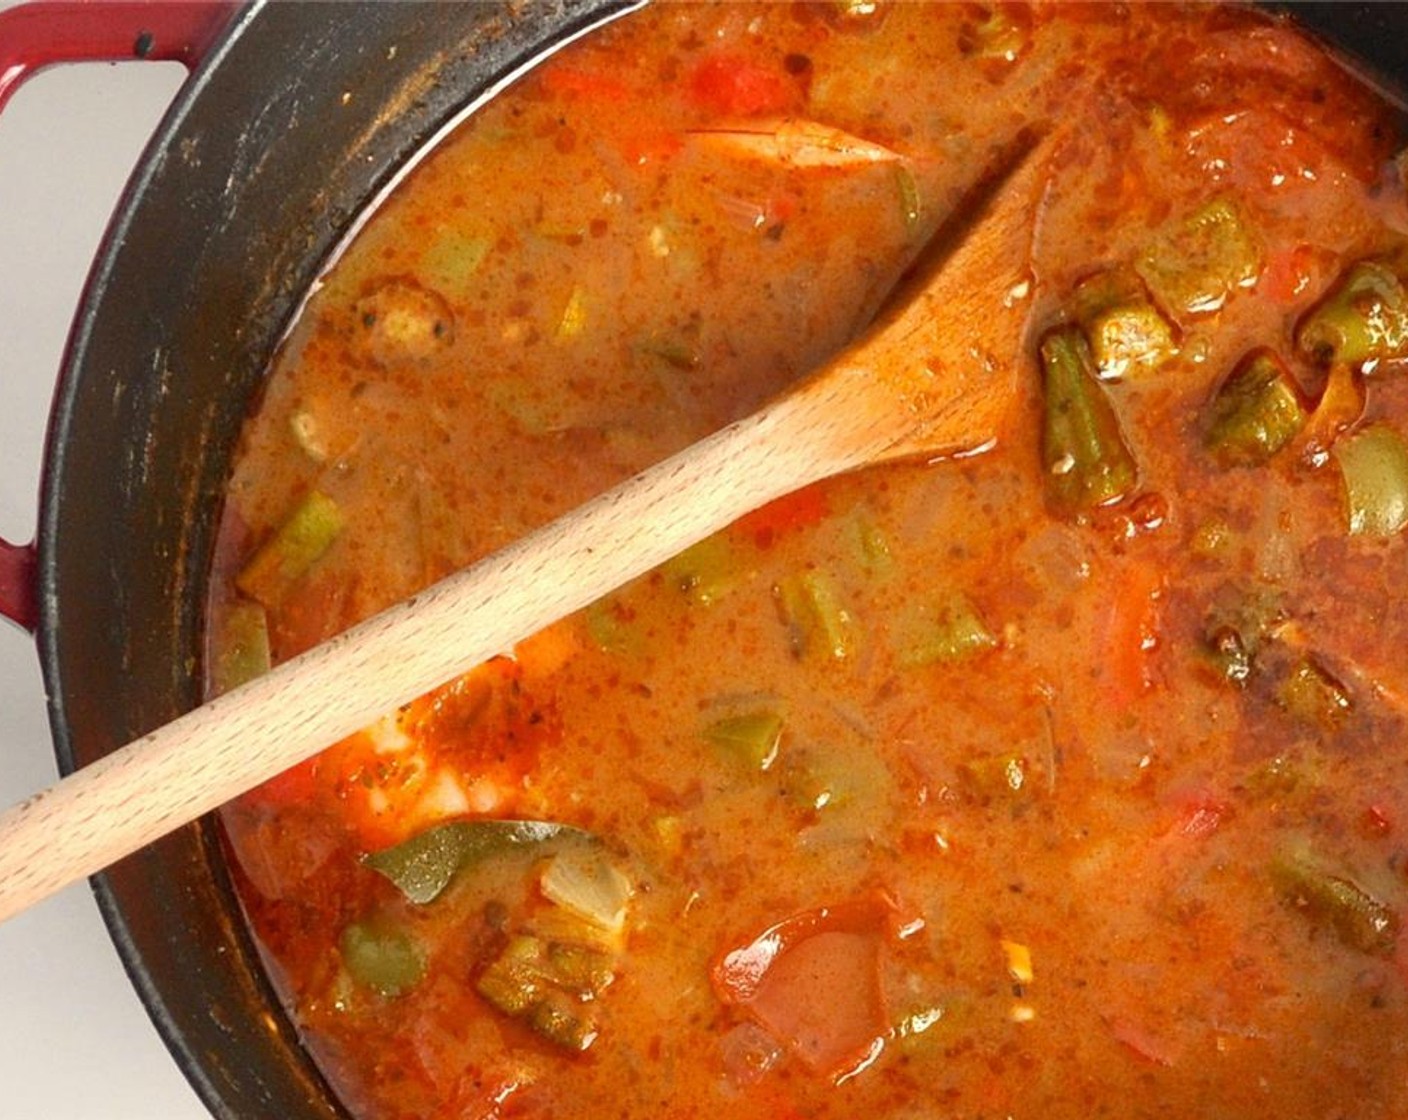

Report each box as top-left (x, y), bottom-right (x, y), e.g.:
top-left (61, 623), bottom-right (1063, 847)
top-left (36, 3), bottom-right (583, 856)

top-left (29, 2), bottom-right (1408, 1118)
top-left (34, 3), bottom-right (642, 1116)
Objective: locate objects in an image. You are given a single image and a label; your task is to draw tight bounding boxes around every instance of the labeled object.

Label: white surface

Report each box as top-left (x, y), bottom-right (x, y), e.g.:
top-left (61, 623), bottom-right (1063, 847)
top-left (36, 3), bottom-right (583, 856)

top-left (0, 56), bottom-right (210, 1120)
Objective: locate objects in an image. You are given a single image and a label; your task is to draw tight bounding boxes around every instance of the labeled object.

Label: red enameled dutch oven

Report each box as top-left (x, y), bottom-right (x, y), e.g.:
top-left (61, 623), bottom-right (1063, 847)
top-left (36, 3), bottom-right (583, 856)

top-left (0, 2), bottom-right (1402, 1117)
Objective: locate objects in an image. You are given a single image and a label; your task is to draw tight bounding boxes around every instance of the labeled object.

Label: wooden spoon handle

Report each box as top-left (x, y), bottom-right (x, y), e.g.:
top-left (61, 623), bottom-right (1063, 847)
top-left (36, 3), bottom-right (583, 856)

top-left (0, 132), bottom-right (1050, 924)
top-left (0, 385), bottom-right (876, 923)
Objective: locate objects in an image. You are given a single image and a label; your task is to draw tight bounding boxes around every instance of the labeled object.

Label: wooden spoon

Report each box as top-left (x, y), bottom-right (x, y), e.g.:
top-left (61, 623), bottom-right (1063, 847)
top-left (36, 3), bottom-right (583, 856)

top-left (0, 133), bottom-right (1051, 923)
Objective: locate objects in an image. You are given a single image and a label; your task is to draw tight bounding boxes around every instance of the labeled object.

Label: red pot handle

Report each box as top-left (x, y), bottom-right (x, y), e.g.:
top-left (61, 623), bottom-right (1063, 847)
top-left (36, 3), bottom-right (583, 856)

top-left (0, 0), bottom-right (238, 632)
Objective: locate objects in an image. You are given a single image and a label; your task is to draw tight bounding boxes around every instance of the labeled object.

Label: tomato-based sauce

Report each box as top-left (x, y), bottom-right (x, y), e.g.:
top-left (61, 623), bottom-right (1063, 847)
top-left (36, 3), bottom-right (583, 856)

top-left (207, 5), bottom-right (1408, 1118)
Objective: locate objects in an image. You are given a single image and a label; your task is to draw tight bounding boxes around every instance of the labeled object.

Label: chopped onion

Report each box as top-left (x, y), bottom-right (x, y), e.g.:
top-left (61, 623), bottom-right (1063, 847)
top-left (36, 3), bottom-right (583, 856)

top-left (540, 849), bottom-right (633, 934)
top-left (1334, 423), bottom-right (1408, 537)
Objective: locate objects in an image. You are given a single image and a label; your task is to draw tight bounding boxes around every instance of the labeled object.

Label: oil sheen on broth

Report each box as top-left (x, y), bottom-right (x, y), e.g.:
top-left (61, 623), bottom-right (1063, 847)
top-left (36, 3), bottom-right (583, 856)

top-left (206, 4), bottom-right (1408, 1118)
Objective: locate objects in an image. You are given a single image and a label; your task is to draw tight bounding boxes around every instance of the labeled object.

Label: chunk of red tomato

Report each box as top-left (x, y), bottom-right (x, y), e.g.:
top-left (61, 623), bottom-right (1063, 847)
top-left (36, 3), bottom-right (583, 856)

top-left (243, 658), bottom-right (554, 852)
top-left (688, 54), bottom-right (799, 118)
top-left (712, 893), bottom-right (896, 1080)
top-left (1093, 559), bottom-right (1165, 708)
top-left (735, 482), bottom-right (830, 549)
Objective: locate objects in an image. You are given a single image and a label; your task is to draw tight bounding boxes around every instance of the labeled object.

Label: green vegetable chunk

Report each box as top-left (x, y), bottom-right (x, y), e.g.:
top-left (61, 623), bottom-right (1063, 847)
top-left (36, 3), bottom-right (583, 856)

top-left (1334, 422), bottom-right (1408, 537)
top-left (1039, 326), bottom-right (1139, 514)
top-left (776, 571), bottom-right (861, 661)
top-left (639, 333), bottom-right (701, 374)
top-left (778, 738), bottom-right (889, 815)
top-left (851, 514), bottom-right (895, 578)
top-left (340, 918), bottom-right (427, 997)
top-left (1197, 585), bottom-right (1285, 688)
top-left (1297, 259), bottom-right (1408, 367)
top-left (1272, 854), bottom-right (1400, 957)
top-left (1136, 196), bottom-right (1261, 317)
top-left (364, 819), bottom-right (592, 905)
top-left (545, 940), bottom-right (618, 993)
top-left (211, 600), bottom-right (271, 696)
top-left (1275, 657), bottom-right (1351, 731)
top-left (960, 753), bottom-right (1028, 800)
top-left (662, 535), bottom-right (739, 606)
top-left (894, 165), bottom-right (922, 227)
top-left (476, 936), bottom-right (547, 1016)
top-left (1203, 350), bottom-right (1306, 467)
top-left (476, 933), bottom-right (612, 1051)
top-left (419, 231), bottom-right (490, 293)
top-left (1071, 269), bottom-right (1177, 379)
top-left (1200, 624), bottom-right (1252, 687)
top-left (895, 593), bottom-right (998, 667)
top-left (703, 709), bottom-right (785, 771)
top-left (583, 595), bottom-right (641, 655)
top-left (236, 490), bottom-right (344, 608)
top-left (527, 992), bottom-right (599, 1052)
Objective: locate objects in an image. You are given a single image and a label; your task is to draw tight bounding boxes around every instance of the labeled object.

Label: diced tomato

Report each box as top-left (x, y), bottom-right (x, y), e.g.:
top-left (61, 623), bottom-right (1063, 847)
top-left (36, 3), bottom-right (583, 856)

top-left (249, 658), bottom-right (557, 850)
top-left (348, 659), bottom-right (557, 849)
top-left (712, 893), bottom-right (897, 1080)
top-left (1094, 560), bottom-right (1165, 707)
top-left (688, 54), bottom-right (798, 118)
top-left (401, 657), bottom-right (554, 787)
top-left (735, 482), bottom-right (830, 549)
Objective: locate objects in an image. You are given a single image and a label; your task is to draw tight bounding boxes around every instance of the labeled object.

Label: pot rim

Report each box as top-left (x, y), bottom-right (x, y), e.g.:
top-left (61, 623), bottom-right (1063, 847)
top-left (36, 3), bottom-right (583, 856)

top-left (33, 3), bottom-right (643, 1117)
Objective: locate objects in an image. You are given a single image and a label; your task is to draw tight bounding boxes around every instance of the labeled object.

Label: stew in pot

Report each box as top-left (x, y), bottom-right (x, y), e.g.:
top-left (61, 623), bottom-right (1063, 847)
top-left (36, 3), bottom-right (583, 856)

top-left (206, 3), bottom-right (1408, 1117)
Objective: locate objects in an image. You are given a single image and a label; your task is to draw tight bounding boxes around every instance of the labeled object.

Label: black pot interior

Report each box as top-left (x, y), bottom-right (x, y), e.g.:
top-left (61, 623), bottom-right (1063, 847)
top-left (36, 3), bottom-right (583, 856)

top-left (36, 2), bottom-right (639, 1117)
top-left (30, 1), bottom-right (1408, 1118)
top-left (1263, 2), bottom-right (1408, 106)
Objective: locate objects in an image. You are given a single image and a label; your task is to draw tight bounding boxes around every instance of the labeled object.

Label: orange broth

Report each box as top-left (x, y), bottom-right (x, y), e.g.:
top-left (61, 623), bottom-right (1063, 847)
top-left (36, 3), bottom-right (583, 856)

top-left (207, 4), bottom-right (1408, 1117)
